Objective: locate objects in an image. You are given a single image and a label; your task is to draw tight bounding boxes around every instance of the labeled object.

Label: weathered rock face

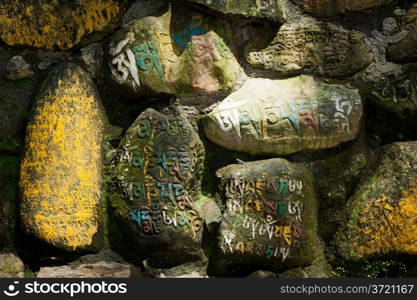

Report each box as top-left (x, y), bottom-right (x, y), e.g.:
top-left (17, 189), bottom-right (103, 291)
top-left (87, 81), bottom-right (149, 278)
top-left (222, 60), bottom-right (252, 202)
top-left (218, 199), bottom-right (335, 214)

top-left (387, 4), bottom-right (417, 63)
top-left (6, 56), bottom-right (34, 81)
top-left (336, 142), bottom-right (417, 261)
top-left (0, 0), bottom-right (126, 51)
top-left (107, 6), bottom-right (245, 98)
top-left (186, 0), bottom-right (286, 23)
top-left (0, 253), bottom-right (25, 278)
top-left (111, 106), bottom-right (205, 267)
top-left (203, 76), bottom-right (362, 156)
top-left (19, 63), bottom-right (105, 251)
top-left (215, 159), bottom-right (320, 271)
top-left (248, 20), bottom-right (373, 78)
top-left (291, 0), bottom-right (393, 15)
top-left (37, 249), bottom-right (141, 278)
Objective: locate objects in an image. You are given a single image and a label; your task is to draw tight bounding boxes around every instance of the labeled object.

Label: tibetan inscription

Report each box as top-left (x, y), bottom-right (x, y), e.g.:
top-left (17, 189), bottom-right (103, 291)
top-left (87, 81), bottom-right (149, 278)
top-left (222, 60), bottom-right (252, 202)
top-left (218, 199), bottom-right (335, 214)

top-left (247, 21), bottom-right (373, 78)
top-left (216, 159), bottom-right (320, 269)
top-left (202, 76), bottom-right (362, 156)
top-left (112, 106), bottom-right (205, 265)
top-left (19, 63), bottom-right (105, 251)
top-left (107, 8), bottom-right (244, 98)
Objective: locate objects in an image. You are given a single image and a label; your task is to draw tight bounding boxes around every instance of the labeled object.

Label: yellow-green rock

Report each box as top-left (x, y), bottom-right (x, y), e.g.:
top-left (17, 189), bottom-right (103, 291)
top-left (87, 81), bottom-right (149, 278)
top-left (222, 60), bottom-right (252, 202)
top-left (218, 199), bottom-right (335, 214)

top-left (336, 142), bottom-right (417, 261)
top-left (292, 0), bottom-right (393, 15)
top-left (19, 63), bottom-right (105, 251)
top-left (0, 0), bottom-right (126, 50)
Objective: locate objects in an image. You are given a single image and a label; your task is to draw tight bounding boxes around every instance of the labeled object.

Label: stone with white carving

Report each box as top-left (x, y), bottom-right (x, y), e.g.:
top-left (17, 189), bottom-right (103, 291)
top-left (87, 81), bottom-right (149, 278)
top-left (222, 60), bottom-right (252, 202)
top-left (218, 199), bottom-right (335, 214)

top-left (107, 5), bottom-right (245, 99)
top-left (110, 105), bottom-right (206, 267)
top-left (247, 19), bottom-right (373, 78)
top-left (202, 76), bottom-right (362, 156)
top-left (214, 159), bottom-right (320, 274)
top-left (336, 142), bottom-right (417, 261)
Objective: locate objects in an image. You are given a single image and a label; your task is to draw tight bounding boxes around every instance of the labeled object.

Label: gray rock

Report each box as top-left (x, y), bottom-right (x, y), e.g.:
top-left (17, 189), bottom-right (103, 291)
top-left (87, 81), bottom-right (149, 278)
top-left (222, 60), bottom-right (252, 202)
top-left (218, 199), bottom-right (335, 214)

top-left (37, 249), bottom-right (141, 278)
top-left (186, 0), bottom-right (287, 23)
top-left (336, 142), bottom-right (417, 261)
top-left (214, 158), bottom-right (321, 272)
top-left (6, 56), bottom-right (34, 80)
top-left (203, 76), bottom-right (363, 156)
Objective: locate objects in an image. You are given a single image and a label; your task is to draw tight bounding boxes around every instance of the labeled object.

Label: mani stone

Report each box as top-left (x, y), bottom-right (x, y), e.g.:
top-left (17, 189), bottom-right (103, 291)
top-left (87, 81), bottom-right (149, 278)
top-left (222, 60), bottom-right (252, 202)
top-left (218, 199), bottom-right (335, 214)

top-left (0, 0), bottom-right (125, 50)
top-left (215, 159), bottom-right (320, 271)
top-left (247, 20), bottom-right (373, 78)
top-left (19, 62), bottom-right (105, 251)
top-left (185, 0), bottom-right (286, 23)
top-left (111, 106), bottom-right (206, 267)
top-left (107, 6), bottom-right (245, 98)
top-left (336, 142), bottom-right (417, 261)
top-left (292, 0), bottom-right (393, 15)
top-left (202, 76), bottom-right (362, 156)
top-left (387, 5), bottom-right (417, 63)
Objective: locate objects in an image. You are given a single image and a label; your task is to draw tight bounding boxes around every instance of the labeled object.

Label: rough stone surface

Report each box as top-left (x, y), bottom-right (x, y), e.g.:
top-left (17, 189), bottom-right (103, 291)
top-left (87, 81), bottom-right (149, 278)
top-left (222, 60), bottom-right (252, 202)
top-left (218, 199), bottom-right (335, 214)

top-left (0, 0), bottom-right (126, 50)
top-left (203, 76), bottom-right (362, 156)
top-left (248, 19), bottom-right (373, 78)
top-left (110, 105), bottom-right (206, 267)
top-left (305, 135), bottom-right (378, 241)
top-left (387, 4), bottom-right (417, 63)
top-left (107, 5), bottom-right (245, 98)
top-left (336, 142), bottom-right (417, 261)
top-left (215, 159), bottom-right (320, 272)
top-left (80, 43), bottom-right (104, 80)
top-left (155, 261), bottom-right (208, 278)
top-left (0, 253), bottom-right (25, 278)
top-left (186, 0), bottom-right (287, 23)
top-left (19, 63), bottom-right (105, 251)
top-left (292, 0), bottom-right (393, 15)
top-left (6, 56), bottom-right (34, 81)
top-left (37, 249), bottom-right (141, 278)
top-left (279, 259), bottom-right (332, 278)
top-left (247, 270), bottom-right (277, 278)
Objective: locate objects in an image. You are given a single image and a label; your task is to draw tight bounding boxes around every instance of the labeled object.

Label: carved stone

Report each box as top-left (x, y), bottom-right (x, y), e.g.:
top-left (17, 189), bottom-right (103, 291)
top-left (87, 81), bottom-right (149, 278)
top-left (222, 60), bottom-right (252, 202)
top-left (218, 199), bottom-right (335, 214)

top-left (202, 76), bottom-right (362, 156)
top-left (215, 159), bottom-right (320, 271)
top-left (107, 6), bottom-right (245, 98)
top-left (336, 142), bottom-right (417, 261)
top-left (0, 0), bottom-right (126, 50)
top-left (247, 20), bottom-right (373, 78)
top-left (186, 0), bottom-right (286, 23)
top-left (387, 4), bottom-right (417, 63)
top-left (19, 63), bottom-right (105, 251)
top-left (111, 106), bottom-right (205, 266)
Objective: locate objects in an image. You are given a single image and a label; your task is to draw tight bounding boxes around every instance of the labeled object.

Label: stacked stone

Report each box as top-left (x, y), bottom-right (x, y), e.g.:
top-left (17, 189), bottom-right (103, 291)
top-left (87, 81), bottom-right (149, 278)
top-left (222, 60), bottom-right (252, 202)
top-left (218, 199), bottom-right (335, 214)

top-left (0, 0), bottom-right (414, 278)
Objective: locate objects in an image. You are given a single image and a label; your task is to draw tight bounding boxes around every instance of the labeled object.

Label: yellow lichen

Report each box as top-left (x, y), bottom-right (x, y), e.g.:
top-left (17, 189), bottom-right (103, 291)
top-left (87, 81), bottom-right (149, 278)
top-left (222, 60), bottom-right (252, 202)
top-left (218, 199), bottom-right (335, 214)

top-left (353, 184), bottom-right (417, 258)
top-left (19, 66), bottom-right (103, 250)
top-left (0, 0), bottom-right (123, 50)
